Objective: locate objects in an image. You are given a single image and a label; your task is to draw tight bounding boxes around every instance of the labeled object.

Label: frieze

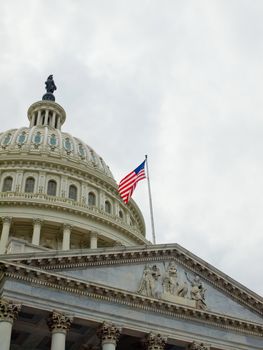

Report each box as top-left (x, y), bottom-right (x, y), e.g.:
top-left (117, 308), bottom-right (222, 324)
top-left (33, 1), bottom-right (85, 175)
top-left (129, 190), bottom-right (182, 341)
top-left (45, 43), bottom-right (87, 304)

top-left (137, 261), bottom-right (207, 310)
top-left (1, 261), bottom-right (262, 337)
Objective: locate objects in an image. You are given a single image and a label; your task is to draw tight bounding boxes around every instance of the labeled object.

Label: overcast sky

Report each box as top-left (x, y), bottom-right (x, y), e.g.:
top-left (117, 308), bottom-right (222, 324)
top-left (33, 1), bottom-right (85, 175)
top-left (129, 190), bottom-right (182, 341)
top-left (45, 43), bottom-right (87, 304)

top-left (0, 1), bottom-right (262, 295)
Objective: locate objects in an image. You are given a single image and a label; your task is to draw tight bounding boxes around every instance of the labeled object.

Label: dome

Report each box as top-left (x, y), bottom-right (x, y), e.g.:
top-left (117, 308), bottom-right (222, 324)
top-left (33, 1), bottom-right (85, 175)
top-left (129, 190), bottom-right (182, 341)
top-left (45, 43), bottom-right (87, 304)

top-left (0, 78), bottom-right (148, 255)
top-left (0, 124), bottom-right (114, 181)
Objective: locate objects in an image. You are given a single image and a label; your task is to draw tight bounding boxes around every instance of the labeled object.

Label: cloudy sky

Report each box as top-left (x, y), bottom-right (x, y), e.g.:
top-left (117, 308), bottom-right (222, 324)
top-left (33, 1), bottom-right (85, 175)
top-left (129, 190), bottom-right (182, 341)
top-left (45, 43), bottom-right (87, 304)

top-left (0, 1), bottom-right (262, 294)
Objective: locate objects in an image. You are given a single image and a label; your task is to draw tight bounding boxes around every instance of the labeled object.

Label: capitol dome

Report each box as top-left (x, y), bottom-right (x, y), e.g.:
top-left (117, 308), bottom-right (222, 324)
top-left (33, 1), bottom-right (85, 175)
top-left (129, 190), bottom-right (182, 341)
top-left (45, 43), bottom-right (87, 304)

top-left (0, 77), bottom-right (148, 254)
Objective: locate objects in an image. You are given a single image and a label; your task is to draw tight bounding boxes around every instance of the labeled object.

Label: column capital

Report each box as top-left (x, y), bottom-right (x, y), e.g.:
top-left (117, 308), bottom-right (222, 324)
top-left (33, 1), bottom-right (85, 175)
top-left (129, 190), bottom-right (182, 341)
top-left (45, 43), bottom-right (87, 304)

top-left (97, 322), bottom-right (121, 346)
top-left (90, 231), bottom-right (98, 237)
top-left (188, 341), bottom-right (210, 350)
top-left (2, 217), bottom-right (12, 225)
top-left (33, 218), bottom-right (43, 226)
top-left (145, 332), bottom-right (167, 350)
top-left (63, 224), bottom-right (72, 231)
top-left (47, 311), bottom-right (73, 333)
top-left (0, 298), bottom-right (21, 323)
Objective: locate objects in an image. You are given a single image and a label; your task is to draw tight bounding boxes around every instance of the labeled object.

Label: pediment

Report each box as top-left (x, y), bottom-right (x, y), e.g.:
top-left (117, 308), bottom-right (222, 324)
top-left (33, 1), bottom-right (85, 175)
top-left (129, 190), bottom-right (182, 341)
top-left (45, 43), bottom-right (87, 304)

top-left (1, 243), bottom-right (262, 335)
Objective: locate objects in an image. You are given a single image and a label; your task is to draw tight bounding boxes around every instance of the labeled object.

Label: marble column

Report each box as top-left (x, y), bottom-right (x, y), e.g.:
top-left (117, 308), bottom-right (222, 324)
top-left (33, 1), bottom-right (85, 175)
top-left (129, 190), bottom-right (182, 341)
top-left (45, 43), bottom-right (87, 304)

top-left (145, 332), bottom-right (167, 350)
top-left (188, 341), bottom-right (210, 350)
top-left (90, 231), bottom-right (98, 249)
top-left (0, 298), bottom-right (21, 350)
top-left (97, 322), bottom-right (121, 350)
top-left (62, 224), bottom-right (72, 250)
top-left (0, 217), bottom-right (12, 254)
top-left (48, 311), bottom-right (73, 350)
top-left (51, 111), bottom-right (56, 127)
top-left (32, 219), bottom-right (43, 246)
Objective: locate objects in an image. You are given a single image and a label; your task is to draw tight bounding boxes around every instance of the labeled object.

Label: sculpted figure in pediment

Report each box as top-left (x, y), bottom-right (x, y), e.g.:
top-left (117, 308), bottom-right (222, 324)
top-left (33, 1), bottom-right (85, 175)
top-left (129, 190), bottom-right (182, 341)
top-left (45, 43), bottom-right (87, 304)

top-left (185, 272), bottom-right (207, 310)
top-left (162, 261), bottom-right (178, 294)
top-left (137, 264), bottom-right (161, 298)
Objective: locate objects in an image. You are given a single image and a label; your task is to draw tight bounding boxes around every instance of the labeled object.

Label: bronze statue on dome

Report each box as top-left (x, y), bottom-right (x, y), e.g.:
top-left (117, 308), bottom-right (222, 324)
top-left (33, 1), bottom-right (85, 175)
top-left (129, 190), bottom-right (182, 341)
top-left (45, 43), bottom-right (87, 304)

top-left (42, 75), bottom-right (56, 101)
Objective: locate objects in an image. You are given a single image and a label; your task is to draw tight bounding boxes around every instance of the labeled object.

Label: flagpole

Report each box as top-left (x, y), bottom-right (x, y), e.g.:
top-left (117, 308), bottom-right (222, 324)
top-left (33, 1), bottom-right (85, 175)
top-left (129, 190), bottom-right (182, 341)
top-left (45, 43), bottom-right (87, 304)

top-left (145, 155), bottom-right (156, 244)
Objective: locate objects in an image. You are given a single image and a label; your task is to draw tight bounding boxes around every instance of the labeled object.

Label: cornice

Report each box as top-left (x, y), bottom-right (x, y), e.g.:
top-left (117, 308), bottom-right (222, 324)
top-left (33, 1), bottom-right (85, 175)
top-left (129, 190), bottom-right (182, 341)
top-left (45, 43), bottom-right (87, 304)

top-left (0, 193), bottom-right (147, 244)
top-left (9, 245), bottom-right (263, 316)
top-left (0, 261), bottom-right (262, 337)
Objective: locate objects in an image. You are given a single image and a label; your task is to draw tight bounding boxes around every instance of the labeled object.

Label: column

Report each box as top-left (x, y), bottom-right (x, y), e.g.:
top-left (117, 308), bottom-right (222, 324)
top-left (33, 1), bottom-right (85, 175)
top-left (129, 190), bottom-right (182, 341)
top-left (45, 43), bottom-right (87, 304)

top-left (37, 110), bottom-right (41, 125)
top-left (0, 217), bottom-right (12, 254)
top-left (0, 298), bottom-right (21, 350)
top-left (188, 341), bottom-right (210, 350)
top-left (48, 311), bottom-right (73, 350)
top-left (32, 219), bottom-right (43, 246)
top-left (62, 224), bottom-right (72, 250)
top-left (52, 111), bottom-right (56, 128)
top-left (44, 110), bottom-right (49, 125)
top-left (97, 322), bottom-right (121, 350)
top-left (145, 332), bottom-right (167, 350)
top-left (90, 231), bottom-right (98, 249)
top-left (57, 116), bottom-right (61, 130)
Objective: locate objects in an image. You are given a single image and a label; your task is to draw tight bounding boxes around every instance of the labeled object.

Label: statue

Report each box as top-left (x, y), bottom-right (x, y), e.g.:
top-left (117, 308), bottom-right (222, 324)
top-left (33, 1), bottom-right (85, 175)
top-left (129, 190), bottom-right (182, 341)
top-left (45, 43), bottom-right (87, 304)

top-left (42, 75), bottom-right (57, 101)
top-left (138, 264), bottom-right (161, 298)
top-left (185, 273), bottom-right (207, 310)
top-left (162, 261), bottom-right (178, 295)
top-left (45, 75), bottom-right (57, 93)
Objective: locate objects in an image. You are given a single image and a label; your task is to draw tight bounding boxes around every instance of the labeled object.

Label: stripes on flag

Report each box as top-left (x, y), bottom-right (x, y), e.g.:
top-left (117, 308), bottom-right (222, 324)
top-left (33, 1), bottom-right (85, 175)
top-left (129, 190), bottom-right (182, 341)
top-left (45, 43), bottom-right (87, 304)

top-left (118, 160), bottom-right (146, 204)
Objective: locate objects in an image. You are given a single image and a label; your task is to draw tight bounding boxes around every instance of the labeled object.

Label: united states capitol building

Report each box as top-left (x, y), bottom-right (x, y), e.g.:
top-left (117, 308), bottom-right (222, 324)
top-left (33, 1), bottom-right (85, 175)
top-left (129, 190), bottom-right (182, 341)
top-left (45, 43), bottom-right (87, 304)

top-left (0, 77), bottom-right (262, 350)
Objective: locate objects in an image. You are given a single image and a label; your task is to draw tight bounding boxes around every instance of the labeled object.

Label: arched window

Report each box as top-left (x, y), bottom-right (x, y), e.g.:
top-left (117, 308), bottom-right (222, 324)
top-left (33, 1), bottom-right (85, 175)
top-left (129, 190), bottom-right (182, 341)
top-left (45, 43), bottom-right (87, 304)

top-left (2, 177), bottom-right (13, 192)
top-left (88, 192), bottom-right (96, 206)
top-left (47, 180), bottom-right (57, 196)
top-left (25, 177), bottom-right (35, 193)
top-left (69, 185), bottom-right (77, 201)
top-left (105, 200), bottom-right (111, 214)
top-left (119, 210), bottom-right (124, 219)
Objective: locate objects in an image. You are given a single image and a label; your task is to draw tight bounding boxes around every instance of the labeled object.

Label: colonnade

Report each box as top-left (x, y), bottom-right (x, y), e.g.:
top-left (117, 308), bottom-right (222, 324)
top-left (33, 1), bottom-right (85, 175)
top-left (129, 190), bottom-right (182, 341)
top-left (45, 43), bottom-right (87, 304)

top-left (0, 298), bottom-right (210, 350)
top-left (0, 216), bottom-right (98, 254)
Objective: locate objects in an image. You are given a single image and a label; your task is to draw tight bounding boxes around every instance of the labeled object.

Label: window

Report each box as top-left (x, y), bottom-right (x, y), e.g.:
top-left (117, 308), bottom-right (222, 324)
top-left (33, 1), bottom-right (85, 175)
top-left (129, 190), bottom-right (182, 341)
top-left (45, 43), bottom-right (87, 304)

top-left (2, 177), bottom-right (13, 192)
top-left (105, 200), bottom-right (111, 214)
top-left (88, 192), bottom-right (96, 206)
top-left (47, 180), bottom-right (57, 196)
top-left (69, 185), bottom-right (77, 201)
top-left (119, 210), bottom-right (124, 219)
top-left (25, 177), bottom-right (35, 193)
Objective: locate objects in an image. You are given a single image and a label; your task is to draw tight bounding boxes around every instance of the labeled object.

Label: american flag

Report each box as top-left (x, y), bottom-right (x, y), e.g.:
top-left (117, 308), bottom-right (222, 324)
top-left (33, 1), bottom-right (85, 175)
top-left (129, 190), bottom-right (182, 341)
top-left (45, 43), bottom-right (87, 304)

top-left (118, 160), bottom-right (146, 204)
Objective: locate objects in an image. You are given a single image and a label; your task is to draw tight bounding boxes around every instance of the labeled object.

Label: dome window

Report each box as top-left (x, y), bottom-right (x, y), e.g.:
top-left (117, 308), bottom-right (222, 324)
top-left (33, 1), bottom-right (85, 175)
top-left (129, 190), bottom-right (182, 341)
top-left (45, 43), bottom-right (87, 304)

top-left (2, 133), bottom-right (12, 147)
top-left (105, 200), bottom-right (111, 214)
top-left (78, 144), bottom-right (85, 159)
top-left (88, 192), bottom-right (96, 206)
top-left (33, 132), bottom-right (42, 145)
top-left (119, 210), bottom-right (124, 219)
top-left (17, 131), bottom-right (27, 146)
top-left (2, 177), bottom-right (13, 192)
top-left (69, 185), bottom-right (77, 201)
top-left (63, 137), bottom-right (72, 154)
top-left (47, 180), bottom-right (57, 196)
top-left (25, 177), bottom-right (35, 193)
top-left (49, 134), bottom-right (57, 149)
